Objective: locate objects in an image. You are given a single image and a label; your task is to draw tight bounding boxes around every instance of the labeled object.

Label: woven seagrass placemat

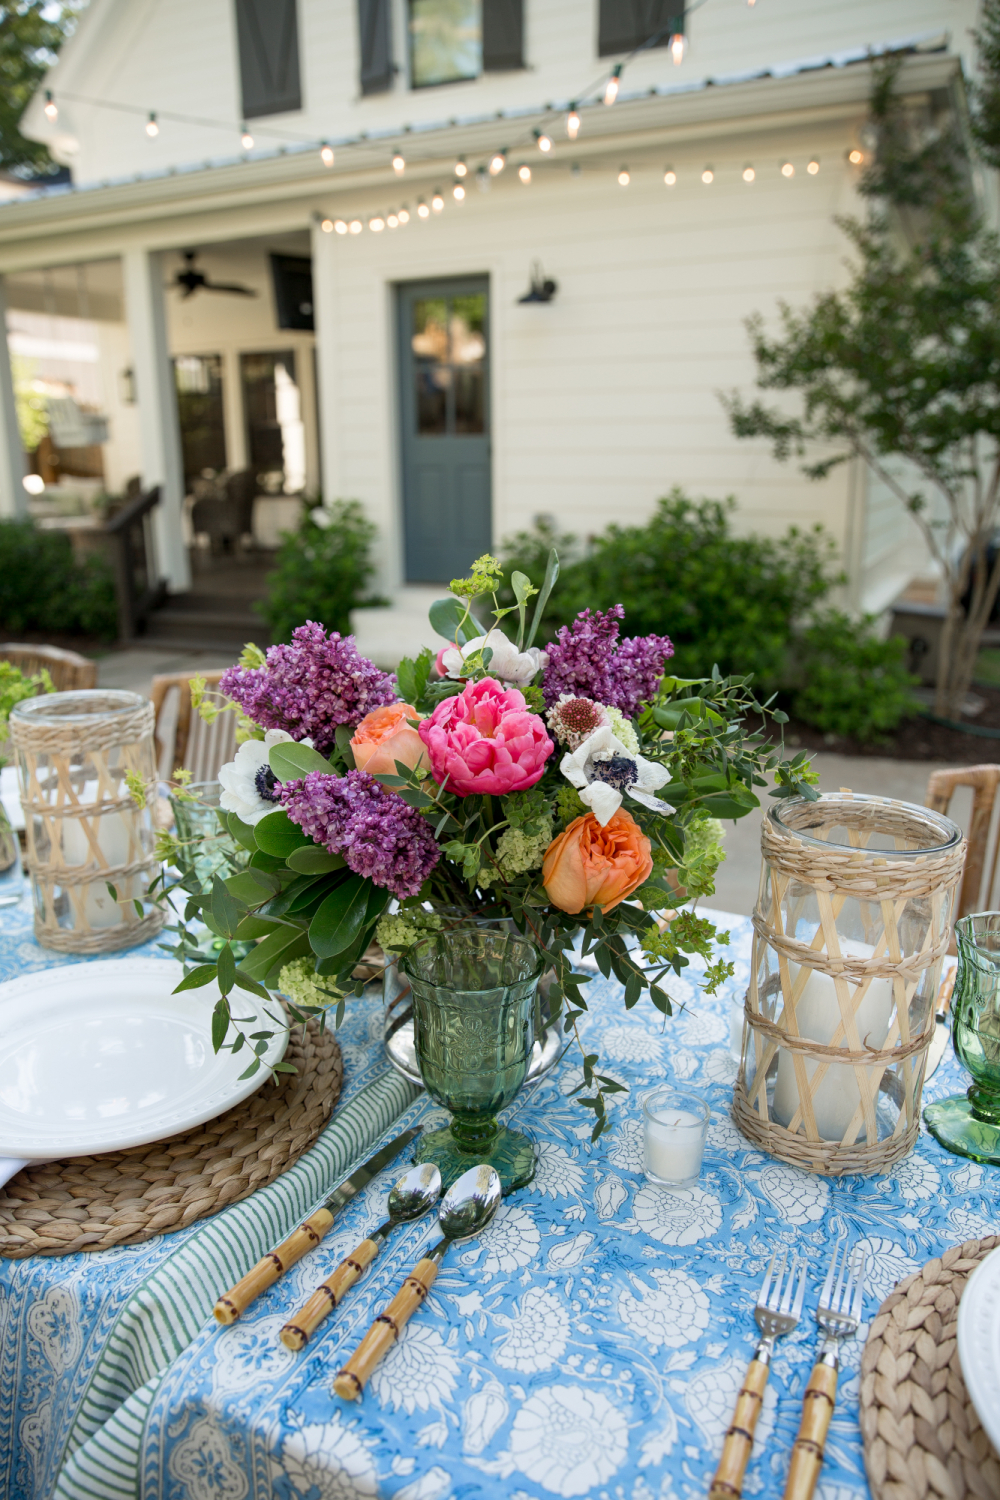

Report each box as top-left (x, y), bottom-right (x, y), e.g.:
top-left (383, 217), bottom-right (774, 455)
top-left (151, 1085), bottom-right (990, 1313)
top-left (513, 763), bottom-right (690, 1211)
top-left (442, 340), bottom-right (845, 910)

top-left (860, 1235), bottom-right (1000, 1500)
top-left (0, 1021), bottom-right (342, 1258)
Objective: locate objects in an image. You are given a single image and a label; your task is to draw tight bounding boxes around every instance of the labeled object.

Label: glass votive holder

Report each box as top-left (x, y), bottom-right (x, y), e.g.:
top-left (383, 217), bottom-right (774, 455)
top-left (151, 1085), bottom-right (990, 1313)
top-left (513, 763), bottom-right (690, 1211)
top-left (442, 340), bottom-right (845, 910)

top-left (643, 1084), bottom-right (710, 1189)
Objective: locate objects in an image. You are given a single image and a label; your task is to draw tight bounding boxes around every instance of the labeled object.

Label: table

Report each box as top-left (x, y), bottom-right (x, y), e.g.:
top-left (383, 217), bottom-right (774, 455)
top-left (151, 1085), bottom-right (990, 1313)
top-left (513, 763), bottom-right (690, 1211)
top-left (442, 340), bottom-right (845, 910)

top-left (39, 912), bottom-right (997, 1500)
top-left (0, 894), bottom-right (417, 1500)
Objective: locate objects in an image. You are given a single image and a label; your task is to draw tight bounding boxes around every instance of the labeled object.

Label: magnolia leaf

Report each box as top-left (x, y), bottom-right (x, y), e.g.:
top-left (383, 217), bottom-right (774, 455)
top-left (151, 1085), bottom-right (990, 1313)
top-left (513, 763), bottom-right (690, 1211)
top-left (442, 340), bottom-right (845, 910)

top-left (286, 845), bottom-right (346, 874)
top-left (429, 596), bottom-right (474, 645)
top-left (254, 809), bottom-right (312, 859)
top-left (268, 741), bottom-right (333, 781)
top-left (308, 875), bottom-right (369, 960)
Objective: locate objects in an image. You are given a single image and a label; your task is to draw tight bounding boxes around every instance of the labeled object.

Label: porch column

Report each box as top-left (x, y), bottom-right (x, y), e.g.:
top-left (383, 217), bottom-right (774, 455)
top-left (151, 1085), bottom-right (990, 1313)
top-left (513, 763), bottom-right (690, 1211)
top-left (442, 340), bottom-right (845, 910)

top-left (121, 248), bottom-right (190, 591)
top-left (0, 278), bottom-right (26, 519)
top-left (310, 221), bottom-right (341, 506)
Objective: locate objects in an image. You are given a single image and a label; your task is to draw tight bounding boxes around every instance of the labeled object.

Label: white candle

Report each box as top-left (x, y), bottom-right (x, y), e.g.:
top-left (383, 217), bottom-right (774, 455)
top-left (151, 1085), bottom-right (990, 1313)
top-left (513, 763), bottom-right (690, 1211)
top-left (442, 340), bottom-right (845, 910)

top-left (771, 936), bottom-right (894, 1142)
top-left (59, 782), bottom-right (138, 928)
top-left (643, 1108), bottom-right (707, 1184)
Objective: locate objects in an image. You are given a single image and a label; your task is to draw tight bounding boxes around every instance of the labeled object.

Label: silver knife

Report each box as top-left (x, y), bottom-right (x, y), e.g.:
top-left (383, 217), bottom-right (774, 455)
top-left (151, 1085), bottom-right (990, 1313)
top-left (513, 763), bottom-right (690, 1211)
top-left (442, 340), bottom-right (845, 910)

top-left (213, 1126), bottom-right (420, 1323)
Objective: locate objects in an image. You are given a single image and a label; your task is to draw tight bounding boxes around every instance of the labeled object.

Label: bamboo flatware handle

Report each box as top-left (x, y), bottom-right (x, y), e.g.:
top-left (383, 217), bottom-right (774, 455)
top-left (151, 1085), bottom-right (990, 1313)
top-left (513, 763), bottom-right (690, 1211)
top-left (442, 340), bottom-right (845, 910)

top-left (279, 1237), bottom-right (382, 1350)
top-left (709, 1356), bottom-right (771, 1499)
top-left (333, 1255), bottom-right (439, 1400)
top-left (782, 1361), bottom-right (838, 1500)
top-left (213, 1207), bottom-right (335, 1325)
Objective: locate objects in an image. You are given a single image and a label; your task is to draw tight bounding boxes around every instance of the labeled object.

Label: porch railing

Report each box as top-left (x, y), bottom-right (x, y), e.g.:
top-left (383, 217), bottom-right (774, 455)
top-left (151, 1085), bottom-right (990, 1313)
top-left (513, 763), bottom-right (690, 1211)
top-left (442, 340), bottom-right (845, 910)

top-left (104, 485), bottom-right (167, 641)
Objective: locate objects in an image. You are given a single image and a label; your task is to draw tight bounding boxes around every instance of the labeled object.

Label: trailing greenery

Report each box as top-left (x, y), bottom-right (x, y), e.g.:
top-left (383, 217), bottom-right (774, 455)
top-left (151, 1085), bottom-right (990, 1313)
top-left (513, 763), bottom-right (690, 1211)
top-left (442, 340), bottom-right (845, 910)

top-left (500, 497), bottom-right (918, 742)
top-left (258, 501), bottom-right (385, 644)
top-left (0, 519), bottom-right (117, 639)
top-left (0, 657), bottom-right (51, 763)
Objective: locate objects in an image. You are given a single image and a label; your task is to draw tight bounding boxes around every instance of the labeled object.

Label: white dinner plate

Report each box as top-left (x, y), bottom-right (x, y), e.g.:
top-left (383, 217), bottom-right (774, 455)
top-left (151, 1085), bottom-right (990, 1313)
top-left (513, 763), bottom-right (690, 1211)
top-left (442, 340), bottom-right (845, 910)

top-left (957, 1242), bottom-right (1000, 1456)
top-left (0, 958), bottom-right (287, 1163)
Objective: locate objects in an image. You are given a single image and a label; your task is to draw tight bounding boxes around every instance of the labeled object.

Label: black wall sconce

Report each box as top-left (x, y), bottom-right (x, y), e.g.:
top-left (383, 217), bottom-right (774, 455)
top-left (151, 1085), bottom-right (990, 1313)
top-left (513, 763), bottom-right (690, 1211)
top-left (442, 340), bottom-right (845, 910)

top-left (518, 260), bottom-right (558, 304)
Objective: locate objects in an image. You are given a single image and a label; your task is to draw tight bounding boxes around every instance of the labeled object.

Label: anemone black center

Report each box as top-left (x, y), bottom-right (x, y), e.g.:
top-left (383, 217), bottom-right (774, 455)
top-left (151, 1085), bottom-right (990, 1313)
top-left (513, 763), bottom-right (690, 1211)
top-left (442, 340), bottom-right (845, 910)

top-left (254, 765), bottom-right (280, 802)
top-left (591, 755), bottom-right (638, 791)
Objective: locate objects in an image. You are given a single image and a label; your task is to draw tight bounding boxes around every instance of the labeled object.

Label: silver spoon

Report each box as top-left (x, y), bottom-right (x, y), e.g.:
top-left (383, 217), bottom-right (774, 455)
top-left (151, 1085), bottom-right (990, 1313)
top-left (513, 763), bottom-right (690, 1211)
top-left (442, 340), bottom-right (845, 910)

top-left (333, 1163), bottom-right (503, 1400)
top-left (280, 1163), bottom-right (442, 1350)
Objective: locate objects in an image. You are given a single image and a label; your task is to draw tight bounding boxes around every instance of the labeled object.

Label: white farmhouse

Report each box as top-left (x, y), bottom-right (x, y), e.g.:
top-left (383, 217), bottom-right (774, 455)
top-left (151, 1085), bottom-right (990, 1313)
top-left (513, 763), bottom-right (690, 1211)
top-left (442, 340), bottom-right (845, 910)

top-left (0, 0), bottom-right (983, 653)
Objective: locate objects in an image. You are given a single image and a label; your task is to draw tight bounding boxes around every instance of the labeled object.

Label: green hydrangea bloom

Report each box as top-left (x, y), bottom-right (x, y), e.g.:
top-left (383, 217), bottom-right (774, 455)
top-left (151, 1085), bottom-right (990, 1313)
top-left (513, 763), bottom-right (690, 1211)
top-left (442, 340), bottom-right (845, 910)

top-left (277, 957), bottom-right (342, 1007)
top-left (555, 784), bottom-right (587, 826)
top-left (480, 820), bottom-right (553, 886)
top-left (375, 908), bottom-right (444, 953)
top-left (677, 815), bottom-right (726, 898)
top-left (605, 706), bottom-right (639, 753)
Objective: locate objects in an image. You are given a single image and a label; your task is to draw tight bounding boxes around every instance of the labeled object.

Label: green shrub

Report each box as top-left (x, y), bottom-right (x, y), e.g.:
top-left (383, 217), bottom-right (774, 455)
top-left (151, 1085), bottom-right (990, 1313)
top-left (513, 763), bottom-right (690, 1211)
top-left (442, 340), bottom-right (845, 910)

top-left (0, 520), bottom-right (117, 640)
top-left (259, 501), bottom-right (384, 644)
top-left (792, 611), bottom-right (919, 742)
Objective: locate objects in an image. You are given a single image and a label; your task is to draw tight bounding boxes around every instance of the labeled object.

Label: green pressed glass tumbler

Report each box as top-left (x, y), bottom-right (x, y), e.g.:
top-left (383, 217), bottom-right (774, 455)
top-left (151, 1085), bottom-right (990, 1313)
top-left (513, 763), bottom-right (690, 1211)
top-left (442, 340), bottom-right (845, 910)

top-left (924, 912), bottom-right (1000, 1163)
top-left (403, 929), bottom-right (542, 1192)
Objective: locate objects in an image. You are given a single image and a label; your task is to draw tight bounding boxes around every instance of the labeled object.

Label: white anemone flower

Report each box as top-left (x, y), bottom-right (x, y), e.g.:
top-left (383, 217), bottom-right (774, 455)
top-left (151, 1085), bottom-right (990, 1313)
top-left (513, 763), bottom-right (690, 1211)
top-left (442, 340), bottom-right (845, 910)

top-left (561, 724), bottom-right (673, 826)
top-left (218, 728), bottom-right (312, 825)
top-left (439, 628), bottom-right (548, 686)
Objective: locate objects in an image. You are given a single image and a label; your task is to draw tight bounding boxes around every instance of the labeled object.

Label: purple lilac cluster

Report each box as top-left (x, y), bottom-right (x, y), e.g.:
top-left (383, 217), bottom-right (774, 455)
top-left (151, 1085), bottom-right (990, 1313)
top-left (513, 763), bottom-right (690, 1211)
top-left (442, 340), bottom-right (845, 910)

top-left (542, 605), bottom-right (674, 718)
top-left (280, 769), bottom-right (440, 899)
top-left (219, 622), bottom-right (396, 756)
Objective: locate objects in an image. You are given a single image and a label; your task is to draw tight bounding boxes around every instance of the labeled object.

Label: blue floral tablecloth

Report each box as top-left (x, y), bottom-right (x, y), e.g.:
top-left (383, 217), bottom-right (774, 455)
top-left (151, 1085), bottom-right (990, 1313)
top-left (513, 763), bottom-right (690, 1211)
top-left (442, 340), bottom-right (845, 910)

top-left (46, 911), bottom-right (1000, 1500)
top-left (0, 895), bottom-right (418, 1500)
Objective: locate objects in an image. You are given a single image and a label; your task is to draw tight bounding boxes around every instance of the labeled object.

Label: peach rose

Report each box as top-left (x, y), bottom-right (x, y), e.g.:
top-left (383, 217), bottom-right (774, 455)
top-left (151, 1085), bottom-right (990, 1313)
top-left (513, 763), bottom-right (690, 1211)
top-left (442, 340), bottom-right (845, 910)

top-left (542, 809), bottom-right (653, 915)
top-left (350, 702), bottom-right (427, 777)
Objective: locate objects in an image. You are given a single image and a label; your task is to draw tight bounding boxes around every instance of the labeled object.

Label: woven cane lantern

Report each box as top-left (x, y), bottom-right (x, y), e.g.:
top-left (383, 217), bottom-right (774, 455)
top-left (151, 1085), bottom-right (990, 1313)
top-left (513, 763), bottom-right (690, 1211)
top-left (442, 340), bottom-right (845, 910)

top-left (10, 690), bottom-right (163, 954)
top-left (733, 792), bottom-right (965, 1174)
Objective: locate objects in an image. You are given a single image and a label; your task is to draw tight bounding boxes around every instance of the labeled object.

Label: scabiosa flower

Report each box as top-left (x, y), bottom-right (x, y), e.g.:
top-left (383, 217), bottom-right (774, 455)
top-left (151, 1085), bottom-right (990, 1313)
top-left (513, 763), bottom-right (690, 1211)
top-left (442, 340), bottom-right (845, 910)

top-left (542, 605), bottom-right (673, 718)
top-left (280, 770), bottom-right (440, 899)
top-left (219, 622), bottom-right (396, 756)
top-left (546, 695), bottom-right (610, 751)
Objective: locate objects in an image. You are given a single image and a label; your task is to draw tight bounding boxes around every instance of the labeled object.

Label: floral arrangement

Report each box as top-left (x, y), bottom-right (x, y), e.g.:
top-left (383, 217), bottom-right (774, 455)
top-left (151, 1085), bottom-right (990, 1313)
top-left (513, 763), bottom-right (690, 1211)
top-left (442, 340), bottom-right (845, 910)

top-left (164, 550), bottom-right (816, 1135)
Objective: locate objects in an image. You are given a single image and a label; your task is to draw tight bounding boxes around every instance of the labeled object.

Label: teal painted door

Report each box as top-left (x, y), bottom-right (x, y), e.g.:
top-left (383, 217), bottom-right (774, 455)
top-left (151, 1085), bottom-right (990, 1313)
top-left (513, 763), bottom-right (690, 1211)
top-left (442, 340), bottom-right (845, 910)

top-left (398, 278), bottom-right (491, 582)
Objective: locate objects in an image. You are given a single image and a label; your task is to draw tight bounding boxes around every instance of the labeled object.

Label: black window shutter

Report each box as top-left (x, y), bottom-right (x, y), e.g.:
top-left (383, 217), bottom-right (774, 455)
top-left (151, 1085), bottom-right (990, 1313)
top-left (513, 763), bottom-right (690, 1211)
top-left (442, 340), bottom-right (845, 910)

top-left (234, 0), bottom-right (302, 117)
top-left (483, 0), bottom-right (524, 71)
top-left (598, 1), bottom-right (684, 57)
top-left (358, 0), bottom-right (393, 95)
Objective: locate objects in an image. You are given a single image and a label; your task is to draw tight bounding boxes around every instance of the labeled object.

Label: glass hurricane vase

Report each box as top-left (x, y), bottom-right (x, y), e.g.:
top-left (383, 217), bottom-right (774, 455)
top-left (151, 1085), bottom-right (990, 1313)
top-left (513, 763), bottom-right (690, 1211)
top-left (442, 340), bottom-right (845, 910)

top-left (403, 929), bottom-right (542, 1192)
top-left (924, 912), bottom-right (1000, 1164)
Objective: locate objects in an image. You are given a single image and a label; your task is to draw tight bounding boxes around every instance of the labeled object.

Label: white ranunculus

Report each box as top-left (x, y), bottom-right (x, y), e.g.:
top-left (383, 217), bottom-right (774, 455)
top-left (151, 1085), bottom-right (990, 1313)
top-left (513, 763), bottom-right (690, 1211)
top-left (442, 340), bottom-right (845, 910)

top-left (560, 724), bottom-right (673, 826)
top-left (217, 728), bottom-right (306, 825)
top-left (440, 628), bottom-right (548, 686)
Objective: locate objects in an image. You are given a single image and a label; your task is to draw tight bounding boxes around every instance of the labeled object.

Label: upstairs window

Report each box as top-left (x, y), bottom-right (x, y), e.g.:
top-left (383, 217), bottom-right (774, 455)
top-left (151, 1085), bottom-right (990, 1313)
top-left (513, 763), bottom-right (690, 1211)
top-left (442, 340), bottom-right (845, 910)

top-left (598, 0), bottom-right (684, 56)
top-left (234, 0), bottom-right (302, 117)
top-left (407, 0), bottom-right (523, 89)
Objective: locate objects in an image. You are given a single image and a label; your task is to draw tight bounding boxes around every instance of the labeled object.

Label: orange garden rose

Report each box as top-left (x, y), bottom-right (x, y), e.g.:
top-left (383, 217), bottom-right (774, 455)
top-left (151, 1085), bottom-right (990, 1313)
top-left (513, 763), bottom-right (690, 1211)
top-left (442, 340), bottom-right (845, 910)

top-left (350, 702), bottom-right (427, 777)
top-left (542, 808), bottom-right (653, 915)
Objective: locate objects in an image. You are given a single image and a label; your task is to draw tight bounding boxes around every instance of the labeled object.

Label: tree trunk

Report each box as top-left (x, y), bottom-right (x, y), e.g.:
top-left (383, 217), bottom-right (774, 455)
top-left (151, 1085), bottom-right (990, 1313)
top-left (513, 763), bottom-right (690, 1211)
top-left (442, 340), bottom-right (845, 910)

top-left (936, 543), bottom-right (1000, 719)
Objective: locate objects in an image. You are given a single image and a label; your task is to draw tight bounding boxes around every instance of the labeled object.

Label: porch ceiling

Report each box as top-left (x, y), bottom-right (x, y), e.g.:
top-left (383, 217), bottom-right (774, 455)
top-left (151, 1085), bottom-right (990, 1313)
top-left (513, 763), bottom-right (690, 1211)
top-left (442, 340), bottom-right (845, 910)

top-left (0, 50), bottom-right (961, 273)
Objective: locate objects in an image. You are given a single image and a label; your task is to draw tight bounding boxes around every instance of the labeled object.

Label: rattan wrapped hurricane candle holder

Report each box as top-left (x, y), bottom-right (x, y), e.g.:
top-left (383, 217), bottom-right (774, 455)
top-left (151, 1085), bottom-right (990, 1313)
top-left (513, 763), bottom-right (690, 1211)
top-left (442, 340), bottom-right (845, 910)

top-left (10, 689), bottom-right (163, 954)
top-left (732, 792), bottom-right (965, 1175)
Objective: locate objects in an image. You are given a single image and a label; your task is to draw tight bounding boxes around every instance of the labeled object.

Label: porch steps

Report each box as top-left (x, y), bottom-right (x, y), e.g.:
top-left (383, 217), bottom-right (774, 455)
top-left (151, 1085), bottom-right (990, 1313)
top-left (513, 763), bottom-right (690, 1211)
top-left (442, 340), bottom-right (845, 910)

top-left (139, 553), bottom-right (274, 653)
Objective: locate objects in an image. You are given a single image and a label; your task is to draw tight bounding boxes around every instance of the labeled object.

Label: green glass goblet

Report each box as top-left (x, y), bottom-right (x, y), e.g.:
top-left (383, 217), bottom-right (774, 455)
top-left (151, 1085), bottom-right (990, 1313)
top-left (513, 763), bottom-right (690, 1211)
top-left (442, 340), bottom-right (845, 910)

top-left (924, 912), bottom-right (1000, 1164)
top-left (403, 929), bottom-right (542, 1193)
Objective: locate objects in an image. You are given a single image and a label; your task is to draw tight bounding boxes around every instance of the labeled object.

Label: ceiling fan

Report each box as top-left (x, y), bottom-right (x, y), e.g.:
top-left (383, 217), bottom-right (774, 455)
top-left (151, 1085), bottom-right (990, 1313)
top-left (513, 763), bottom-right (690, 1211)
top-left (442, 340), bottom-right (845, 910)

top-left (169, 250), bottom-right (257, 299)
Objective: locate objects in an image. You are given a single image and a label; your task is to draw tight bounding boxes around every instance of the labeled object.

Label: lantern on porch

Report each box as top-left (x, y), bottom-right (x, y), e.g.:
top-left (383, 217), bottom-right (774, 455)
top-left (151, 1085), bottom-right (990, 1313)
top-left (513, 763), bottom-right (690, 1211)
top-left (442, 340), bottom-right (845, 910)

top-left (10, 690), bottom-right (163, 953)
top-left (733, 792), bottom-right (965, 1174)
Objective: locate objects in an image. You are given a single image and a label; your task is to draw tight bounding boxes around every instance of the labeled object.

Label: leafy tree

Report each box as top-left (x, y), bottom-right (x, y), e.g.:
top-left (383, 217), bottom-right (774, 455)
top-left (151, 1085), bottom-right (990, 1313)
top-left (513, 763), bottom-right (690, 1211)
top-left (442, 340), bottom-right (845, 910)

top-left (724, 19), bottom-right (1000, 720)
top-left (0, 3), bottom-right (83, 176)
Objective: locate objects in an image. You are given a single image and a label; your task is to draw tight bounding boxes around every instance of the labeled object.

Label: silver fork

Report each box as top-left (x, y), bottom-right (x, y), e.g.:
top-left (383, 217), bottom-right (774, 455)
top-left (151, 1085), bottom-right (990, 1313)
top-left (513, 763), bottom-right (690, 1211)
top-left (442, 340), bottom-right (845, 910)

top-left (709, 1249), bottom-right (808, 1500)
top-left (783, 1237), bottom-right (866, 1500)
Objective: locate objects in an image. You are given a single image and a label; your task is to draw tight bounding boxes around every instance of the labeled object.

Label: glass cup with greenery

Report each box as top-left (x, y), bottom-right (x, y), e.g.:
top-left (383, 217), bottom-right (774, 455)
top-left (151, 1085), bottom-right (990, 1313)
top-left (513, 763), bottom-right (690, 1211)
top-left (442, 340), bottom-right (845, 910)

top-left (925, 912), bottom-right (1000, 1165)
top-left (404, 928), bottom-right (542, 1192)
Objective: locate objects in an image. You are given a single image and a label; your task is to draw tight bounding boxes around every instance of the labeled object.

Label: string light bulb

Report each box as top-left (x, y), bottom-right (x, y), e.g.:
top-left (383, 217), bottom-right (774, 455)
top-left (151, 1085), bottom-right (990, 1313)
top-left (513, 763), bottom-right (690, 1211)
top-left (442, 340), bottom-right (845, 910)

top-left (453, 181), bottom-right (465, 200)
top-left (369, 214), bottom-right (385, 231)
top-left (671, 34), bottom-right (686, 64)
top-left (604, 65), bottom-right (622, 105)
top-left (417, 198), bottom-right (430, 218)
top-left (534, 130), bottom-right (552, 153)
top-left (807, 158), bottom-right (820, 174)
top-left (392, 152), bottom-right (405, 174)
top-left (398, 205), bottom-right (410, 223)
top-left (455, 157), bottom-right (467, 177)
top-left (431, 188), bottom-right (444, 211)
top-left (334, 219), bottom-right (348, 234)
top-left (146, 111), bottom-right (159, 137)
top-left (320, 144), bottom-right (335, 167)
top-left (518, 163), bottom-right (531, 183)
top-left (44, 91), bottom-right (58, 123)
top-left (320, 218), bottom-right (333, 233)
top-left (781, 161), bottom-right (794, 177)
top-left (241, 126), bottom-right (254, 150)
top-left (743, 165), bottom-right (755, 182)
top-left (618, 166), bottom-right (630, 186)
top-left (701, 166), bottom-right (714, 184)
top-left (489, 150), bottom-right (506, 175)
top-left (567, 105), bottom-right (580, 139)
top-left (349, 219), bottom-right (362, 233)
top-left (664, 167), bottom-right (676, 185)
top-left (848, 148), bottom-right (864, 165)
top-left (387, 211), bottom-right (399, 227)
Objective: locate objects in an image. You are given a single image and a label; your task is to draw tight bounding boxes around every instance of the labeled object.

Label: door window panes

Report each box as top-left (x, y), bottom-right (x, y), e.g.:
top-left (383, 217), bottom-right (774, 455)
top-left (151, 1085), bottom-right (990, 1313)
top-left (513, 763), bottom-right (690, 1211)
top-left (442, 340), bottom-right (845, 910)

top-left (411, 292), bottom-right (486, 435)
top-left (173, 354), bottom-right (226, 483)
top-left (240, 350), bottom-right (306, 492)
top-left (409, 0), bottom-right (481, 88)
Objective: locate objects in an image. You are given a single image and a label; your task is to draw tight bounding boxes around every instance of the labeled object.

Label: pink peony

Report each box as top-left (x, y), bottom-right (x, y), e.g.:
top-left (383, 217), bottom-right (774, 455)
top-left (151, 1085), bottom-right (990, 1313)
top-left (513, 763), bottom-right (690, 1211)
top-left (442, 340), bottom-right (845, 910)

top-left (419, 677), bottom-right (554, 797)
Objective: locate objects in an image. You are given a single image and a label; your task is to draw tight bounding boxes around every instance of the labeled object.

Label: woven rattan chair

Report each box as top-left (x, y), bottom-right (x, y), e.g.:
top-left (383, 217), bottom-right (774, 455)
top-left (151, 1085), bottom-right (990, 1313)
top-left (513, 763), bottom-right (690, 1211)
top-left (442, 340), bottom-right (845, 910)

top-left (925, 763), bottom-right (1000, 921)
top-left (151, 669), bottom-right (237, 785)
top-left (0, 643), bottom-right (97, 692)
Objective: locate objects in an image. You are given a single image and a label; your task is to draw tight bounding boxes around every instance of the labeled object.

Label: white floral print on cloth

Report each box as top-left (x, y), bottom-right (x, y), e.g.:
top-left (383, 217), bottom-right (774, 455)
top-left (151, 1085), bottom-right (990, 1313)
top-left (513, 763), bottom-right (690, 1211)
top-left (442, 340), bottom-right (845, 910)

top-left (120, 910), bottom-right (1000, 1500)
